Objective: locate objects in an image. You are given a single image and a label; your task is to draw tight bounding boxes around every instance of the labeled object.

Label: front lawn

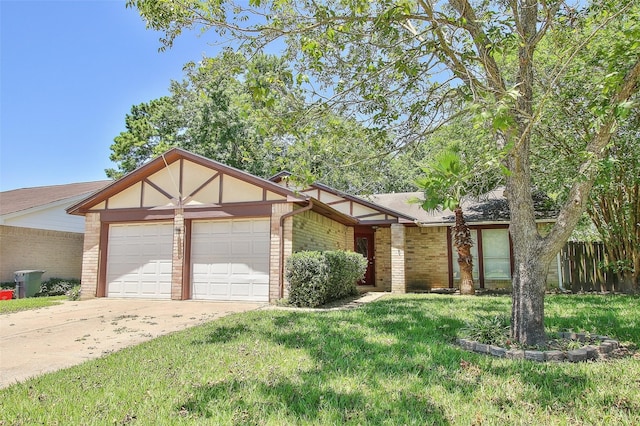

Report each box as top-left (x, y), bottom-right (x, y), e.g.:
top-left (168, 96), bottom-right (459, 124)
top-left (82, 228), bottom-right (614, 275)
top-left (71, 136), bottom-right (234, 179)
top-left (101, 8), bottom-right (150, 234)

top-left (0, 295), bottom-right (66, 314)
top-left (1, 294), bottom-right (638, 425)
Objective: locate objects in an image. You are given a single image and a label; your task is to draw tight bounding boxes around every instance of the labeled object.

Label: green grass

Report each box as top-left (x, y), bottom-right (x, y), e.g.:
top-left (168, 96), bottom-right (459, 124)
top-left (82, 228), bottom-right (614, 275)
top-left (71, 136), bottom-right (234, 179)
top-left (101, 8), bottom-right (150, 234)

top-left (0, 295), bottom-right (66, 314)
top-left (0, 294), bottom-right (638, 425)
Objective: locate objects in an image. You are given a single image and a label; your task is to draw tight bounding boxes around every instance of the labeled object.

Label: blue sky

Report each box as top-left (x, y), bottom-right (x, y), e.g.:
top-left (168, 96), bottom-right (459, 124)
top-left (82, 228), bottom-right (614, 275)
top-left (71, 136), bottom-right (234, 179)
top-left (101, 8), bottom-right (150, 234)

top-left (1, 0), bottom-right (222, 191)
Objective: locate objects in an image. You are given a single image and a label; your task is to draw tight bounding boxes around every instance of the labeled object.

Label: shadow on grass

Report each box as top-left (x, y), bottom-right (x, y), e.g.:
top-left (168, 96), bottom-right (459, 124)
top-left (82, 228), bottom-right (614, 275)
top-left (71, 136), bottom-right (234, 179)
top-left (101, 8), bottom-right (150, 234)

top-left (179, 296), bottom-right (616, 423)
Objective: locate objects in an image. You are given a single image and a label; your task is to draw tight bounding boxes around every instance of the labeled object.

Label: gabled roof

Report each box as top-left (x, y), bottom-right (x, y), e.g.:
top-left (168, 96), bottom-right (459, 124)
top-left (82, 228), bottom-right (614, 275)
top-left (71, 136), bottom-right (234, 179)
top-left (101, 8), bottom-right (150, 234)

top-left (67, 148), bottom-right (307, 215)
top-left (310, 182), bottom-right (417, 224)
top-left (371, 188), bottom-right (558, 225)
top-left (1, 181), bottom-right (112, 216)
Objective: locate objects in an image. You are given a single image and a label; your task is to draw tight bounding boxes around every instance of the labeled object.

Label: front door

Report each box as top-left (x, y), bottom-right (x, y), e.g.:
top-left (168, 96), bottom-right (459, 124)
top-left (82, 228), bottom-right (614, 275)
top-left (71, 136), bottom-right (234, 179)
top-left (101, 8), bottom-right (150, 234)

top-left (354, 230), bottom-right (375, 285)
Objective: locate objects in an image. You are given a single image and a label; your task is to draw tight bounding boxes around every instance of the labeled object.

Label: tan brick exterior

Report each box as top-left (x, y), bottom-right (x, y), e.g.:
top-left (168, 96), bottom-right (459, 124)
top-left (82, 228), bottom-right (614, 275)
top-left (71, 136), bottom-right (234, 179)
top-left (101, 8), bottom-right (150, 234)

top-left (405, 226), bottom-right (450, 291)
top-left (171, 210), bottom-right (185, 300)
top-left (79, 213), bottom-right (101, 299)
top-left (390, 223), bottom-right (406, 293)
top-left (0, 225), bottom-right (84, 283)
top-left (292, 210), bottom-right (351, 252)
top-left (374, 227), bottom-right (392, 291)
top-left (270, 203), bottom-right (293, 301)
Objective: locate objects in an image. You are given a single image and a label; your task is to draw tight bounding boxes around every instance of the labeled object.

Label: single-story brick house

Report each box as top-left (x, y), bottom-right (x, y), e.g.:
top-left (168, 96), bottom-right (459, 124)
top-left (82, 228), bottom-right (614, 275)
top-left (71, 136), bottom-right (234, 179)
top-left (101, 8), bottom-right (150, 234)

top-left (0, 180), bottom-right (111, 282)
top-left (67, 148), bottom-right (559, 301)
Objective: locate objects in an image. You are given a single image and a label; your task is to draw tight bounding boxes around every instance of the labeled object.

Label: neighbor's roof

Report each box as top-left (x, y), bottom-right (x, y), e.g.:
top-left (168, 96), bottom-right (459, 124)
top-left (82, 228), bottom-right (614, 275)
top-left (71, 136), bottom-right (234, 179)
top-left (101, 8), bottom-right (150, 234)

top-left (370, 188), bottom-right (558, 225)
top-left (0, 181), bottom-right (112, 216)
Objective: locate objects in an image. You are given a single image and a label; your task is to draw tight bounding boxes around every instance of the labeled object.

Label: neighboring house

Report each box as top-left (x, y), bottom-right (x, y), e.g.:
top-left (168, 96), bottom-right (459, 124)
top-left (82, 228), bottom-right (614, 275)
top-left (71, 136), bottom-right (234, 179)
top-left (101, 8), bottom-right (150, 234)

top-left (68, 148), bottom-right (559, 302)
top-left (0, 181), bottom-right (111, 282)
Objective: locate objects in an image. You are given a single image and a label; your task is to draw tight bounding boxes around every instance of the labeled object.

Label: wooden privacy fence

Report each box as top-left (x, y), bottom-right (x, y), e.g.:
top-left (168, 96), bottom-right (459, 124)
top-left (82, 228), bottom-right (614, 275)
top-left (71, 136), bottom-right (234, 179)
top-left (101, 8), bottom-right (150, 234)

top-left (560, 242), bottom-right (617, 292)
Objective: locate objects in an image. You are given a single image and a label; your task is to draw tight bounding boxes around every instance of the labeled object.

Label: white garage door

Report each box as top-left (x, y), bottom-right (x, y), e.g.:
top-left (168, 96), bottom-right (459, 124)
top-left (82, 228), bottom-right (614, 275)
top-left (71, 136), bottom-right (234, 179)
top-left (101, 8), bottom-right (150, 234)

top-left (191, 219), bottom-right (270, 301)
top-left (106, 223), bottom-right (173, 299)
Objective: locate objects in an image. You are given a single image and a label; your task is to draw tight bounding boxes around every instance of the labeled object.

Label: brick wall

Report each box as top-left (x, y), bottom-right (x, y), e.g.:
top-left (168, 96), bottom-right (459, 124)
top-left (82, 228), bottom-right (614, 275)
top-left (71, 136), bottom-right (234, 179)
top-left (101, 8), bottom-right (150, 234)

top-left (390, 224), bottom-right (406, 293)
top-left (405, 226), bottom-right (450, 291)
top-left (0, 225), bottom-right (84, 283)
top-left (79, 213), bottom-right (101, 299)
top-left (374, 227), bottom-right (391, 291)
top-left (270, 203), bottom-right (293, 301)
top-left (292, 210), bottom-right (351, 252)
top-left (171, 211), bottom-right (185, 300)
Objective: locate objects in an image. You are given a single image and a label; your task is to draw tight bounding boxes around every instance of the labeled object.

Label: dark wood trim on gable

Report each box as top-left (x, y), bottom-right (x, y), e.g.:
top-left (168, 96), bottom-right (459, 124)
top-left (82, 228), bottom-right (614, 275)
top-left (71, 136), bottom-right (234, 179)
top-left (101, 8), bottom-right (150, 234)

top-left (185, 172), bottom-right (219, 201)
top-left (143, 178), bottom-right (174, 201)
top-left (219, 173), bottom-right (224, 204)
top-left (67, 148), bottom-right (307, 215)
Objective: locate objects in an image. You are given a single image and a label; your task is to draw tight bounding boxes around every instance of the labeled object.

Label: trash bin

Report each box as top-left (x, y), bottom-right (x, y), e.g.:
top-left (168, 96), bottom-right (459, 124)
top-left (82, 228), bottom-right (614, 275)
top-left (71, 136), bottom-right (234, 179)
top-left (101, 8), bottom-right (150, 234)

top-left (14, 270), bottom-right (45, 298)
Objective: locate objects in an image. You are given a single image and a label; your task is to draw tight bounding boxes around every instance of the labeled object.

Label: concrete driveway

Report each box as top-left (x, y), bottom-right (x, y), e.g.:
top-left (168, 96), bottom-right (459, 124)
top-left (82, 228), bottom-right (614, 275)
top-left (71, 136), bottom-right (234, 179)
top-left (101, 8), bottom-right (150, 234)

top-left (0, 298), bottom-right (264, 388)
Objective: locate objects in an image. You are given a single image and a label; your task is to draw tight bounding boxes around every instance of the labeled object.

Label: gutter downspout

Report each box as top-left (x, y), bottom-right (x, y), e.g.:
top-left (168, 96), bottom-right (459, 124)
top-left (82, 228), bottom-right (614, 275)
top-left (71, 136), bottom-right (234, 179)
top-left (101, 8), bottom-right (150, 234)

top-left (279, 199), bottom-right (314, 299)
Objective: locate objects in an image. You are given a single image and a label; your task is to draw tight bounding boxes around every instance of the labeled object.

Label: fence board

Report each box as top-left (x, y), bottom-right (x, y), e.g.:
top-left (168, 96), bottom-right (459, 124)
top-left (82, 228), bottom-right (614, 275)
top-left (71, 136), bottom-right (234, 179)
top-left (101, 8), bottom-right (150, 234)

top-left (560, 242), bottom-right (616, 292)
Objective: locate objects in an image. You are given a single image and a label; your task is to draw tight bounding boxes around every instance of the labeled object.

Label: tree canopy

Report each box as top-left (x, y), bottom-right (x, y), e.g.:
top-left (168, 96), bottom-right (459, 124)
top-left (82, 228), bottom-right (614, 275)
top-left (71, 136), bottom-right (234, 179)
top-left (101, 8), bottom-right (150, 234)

top-left (108, 51), bottom-right (419, 193)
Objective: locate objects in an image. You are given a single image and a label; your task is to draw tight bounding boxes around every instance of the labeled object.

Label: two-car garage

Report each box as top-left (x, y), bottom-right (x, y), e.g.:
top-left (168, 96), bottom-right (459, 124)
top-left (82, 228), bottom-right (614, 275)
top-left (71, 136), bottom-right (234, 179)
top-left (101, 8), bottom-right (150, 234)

top-left (105, 219), bottom-right (270, 302)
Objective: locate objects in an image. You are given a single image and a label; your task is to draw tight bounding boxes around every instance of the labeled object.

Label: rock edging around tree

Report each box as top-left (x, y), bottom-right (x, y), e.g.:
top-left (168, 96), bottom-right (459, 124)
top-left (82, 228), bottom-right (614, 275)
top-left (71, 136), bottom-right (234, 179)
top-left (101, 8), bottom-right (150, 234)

top-left (457, 332), bottom-right (622, 362)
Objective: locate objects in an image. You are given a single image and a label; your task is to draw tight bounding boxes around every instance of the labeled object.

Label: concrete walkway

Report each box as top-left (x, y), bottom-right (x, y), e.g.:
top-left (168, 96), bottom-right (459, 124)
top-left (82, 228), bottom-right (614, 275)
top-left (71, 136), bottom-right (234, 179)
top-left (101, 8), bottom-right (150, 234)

top-left (0, 298), bottom-right (263, 388)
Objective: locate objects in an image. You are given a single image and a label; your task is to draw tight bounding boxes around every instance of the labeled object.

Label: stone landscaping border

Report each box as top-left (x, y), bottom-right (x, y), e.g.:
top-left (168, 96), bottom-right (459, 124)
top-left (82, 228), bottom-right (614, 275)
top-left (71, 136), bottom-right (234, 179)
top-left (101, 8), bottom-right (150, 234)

top-left (457, 332), bottom-right (621, 362)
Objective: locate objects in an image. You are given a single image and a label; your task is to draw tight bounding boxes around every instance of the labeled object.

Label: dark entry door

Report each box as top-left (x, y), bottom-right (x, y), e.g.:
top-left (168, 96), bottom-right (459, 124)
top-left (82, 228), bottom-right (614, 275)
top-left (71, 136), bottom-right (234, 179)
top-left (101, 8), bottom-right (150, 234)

top-left (354, 230), bottom-right (375, 285)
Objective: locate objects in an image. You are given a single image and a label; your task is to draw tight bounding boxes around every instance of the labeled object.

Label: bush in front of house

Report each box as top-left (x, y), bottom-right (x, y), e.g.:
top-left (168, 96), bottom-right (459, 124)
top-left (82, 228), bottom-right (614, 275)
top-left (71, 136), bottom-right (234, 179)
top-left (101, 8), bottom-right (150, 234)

top-left (36, 278), bottom-right (81, 297)
top-left (286, 250), bottom-right (367, 308)
top-left (324, 250), bottom-right (367, 300)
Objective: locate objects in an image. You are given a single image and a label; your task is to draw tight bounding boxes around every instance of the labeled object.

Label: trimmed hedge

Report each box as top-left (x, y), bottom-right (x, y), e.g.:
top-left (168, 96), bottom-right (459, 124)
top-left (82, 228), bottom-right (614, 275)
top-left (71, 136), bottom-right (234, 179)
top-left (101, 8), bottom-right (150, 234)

top-left (285, 250), bottom-right (367, 307)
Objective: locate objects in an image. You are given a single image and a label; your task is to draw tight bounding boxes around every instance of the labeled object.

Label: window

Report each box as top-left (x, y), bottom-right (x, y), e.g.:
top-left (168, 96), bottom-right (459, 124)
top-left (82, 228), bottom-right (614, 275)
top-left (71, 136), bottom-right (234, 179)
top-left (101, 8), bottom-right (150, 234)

top-left (450, 227), bottom-right (512, 289)
top-left (482, 229), bottom-right (511, 280)
top-left (452, 229), bottom-right (478, 286)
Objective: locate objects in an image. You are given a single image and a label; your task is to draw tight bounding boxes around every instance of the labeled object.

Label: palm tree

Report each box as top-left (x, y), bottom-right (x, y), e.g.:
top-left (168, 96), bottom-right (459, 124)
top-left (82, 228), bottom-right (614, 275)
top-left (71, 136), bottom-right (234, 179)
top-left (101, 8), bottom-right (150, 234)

top-left (415, 149), bottom-right (476, 295)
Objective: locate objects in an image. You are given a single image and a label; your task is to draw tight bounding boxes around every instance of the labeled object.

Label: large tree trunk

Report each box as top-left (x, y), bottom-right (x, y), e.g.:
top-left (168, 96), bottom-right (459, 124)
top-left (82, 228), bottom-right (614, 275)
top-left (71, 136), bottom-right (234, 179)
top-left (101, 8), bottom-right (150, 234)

top-left (510, 243), bottom-right (550, 345)
top-left (453, 207), bottom-right (475, 295)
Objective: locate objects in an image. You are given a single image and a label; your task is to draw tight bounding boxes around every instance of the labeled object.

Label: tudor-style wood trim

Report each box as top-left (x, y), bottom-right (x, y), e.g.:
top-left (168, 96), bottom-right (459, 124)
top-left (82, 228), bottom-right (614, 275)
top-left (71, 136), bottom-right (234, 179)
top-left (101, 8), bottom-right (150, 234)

top-left (67, 148), bottom-right (308, 215)
top-left (184, 172), bottom-right (219, 202)
top-left (182, 219), bottom-right (192, 300)
top-left (179, 158), bottom-right (184, 196)
top-left (97, 222), bottom-right (109, 297)
top-left (185, 204), bottom-right (273, 219)
top-left (355, 212), bottom-right (386, 219)
top-left (101, 209), bottom-right (176, 222)
top-left (140, 179), bottom-right (145, 208)
top-left (218, 173), bottom-right (224, 204)
top-left (143, 178), bottom-right (174, 201)
top-left (327, 199), bottom-right (349, 206)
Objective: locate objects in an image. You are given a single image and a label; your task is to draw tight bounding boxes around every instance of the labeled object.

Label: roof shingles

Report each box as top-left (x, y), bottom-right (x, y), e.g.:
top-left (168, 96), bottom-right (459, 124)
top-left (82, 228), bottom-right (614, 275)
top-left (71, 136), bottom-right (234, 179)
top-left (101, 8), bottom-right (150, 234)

top-left (0, 181), bottom-right (112, 216)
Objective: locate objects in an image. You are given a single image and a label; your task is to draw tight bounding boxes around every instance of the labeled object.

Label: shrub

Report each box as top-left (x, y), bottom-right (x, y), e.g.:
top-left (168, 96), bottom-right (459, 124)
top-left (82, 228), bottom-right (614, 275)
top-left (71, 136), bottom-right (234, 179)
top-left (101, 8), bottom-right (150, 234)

top-left (36, 278), bottom-right (81, 297)
top-left (324, 251), bottom-right (367, 300)
top-left (286, 251), bottom-right (329, 308)
top-left (285, 250), bottom-right (367, 308)
top-left (459, 314), bottom-right (510, 346)
top-left (67, 285), bottom-right (81, 301)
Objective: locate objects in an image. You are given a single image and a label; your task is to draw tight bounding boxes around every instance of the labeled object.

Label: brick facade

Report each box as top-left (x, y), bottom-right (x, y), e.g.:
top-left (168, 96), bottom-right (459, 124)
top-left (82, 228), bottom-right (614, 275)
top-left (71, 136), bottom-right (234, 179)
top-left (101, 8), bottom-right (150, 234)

top-left (171, 210), bottom-right (185, 300)
top-left (292, 210), bottom-right (351, 252)
top-left (405, 226), bottom-right (449, 291)
top-left (374, 227), bottom-right (391, 291)
top-left (270, 203), bottom-right (293, 301)
top-left (390, 224), bottom-right (406, 293)
top-left (79, 213), bottom-right (101, 299)
top-left (0, 225), bottom-right (84, 283)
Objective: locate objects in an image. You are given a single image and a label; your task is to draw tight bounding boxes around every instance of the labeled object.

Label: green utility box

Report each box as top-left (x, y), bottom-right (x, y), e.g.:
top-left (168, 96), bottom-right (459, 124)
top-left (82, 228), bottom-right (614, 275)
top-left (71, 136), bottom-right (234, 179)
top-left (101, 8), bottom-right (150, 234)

top-left (14, 270), bottom-right (45, 298)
